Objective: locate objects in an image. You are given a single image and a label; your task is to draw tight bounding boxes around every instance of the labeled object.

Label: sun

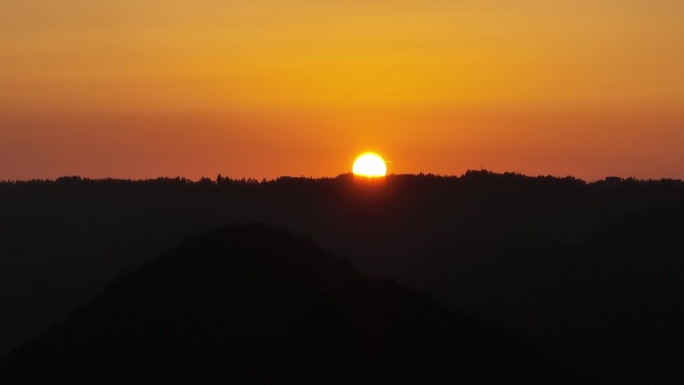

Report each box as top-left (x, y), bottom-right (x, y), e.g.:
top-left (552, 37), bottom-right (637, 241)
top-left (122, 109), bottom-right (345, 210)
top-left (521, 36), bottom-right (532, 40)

top-left (352, 153), bottom-right (387, 178)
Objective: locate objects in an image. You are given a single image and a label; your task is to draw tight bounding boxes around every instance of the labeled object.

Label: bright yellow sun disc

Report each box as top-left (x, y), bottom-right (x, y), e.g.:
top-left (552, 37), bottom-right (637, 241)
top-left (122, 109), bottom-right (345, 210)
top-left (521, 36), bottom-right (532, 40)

top-left (352, 153), bottom-right (387, 178)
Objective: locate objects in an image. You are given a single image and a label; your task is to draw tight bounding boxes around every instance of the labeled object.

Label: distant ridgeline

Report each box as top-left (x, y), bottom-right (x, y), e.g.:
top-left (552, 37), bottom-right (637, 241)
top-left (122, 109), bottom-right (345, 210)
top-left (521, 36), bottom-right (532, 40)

top-left (1, 171), bottom-right (684, 383)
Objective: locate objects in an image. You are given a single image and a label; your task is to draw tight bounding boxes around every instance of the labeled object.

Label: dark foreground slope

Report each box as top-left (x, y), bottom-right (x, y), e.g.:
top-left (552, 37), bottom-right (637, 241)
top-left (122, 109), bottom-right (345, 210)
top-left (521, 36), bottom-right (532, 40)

top-left (1, 224), bottom-right (569, 384)
top-left (403, 198), bottom-right (684, 383)
top-left (2, 172), bottom-right (684, 381)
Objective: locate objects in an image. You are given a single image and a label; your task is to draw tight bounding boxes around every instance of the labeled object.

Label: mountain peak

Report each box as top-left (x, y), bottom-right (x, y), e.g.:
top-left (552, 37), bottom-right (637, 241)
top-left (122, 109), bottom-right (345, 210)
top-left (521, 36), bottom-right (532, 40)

top-left (2, 224), bottom-right (569, 384)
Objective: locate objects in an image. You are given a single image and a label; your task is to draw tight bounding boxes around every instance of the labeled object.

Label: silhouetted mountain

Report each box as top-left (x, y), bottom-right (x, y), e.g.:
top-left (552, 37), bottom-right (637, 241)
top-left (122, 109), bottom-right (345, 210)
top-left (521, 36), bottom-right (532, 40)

top-left (0, 224), bottom-right (569, 384)
top-left (2, 171), bottom-right (684, 382)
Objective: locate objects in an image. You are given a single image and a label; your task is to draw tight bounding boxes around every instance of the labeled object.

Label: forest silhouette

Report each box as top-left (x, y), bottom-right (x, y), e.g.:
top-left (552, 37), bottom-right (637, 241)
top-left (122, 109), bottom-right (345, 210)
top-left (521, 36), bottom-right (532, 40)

top-left (1, 171), bottom-right (684, 383)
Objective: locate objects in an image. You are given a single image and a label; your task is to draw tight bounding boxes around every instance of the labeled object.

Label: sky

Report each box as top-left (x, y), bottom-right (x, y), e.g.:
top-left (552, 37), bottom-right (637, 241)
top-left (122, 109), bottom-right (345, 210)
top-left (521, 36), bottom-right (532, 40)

top-left (1, 1), bottom-right (684, 181)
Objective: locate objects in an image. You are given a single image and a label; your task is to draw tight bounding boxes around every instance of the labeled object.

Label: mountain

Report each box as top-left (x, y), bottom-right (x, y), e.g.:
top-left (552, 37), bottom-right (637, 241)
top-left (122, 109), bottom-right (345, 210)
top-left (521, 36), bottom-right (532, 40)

top-left (1, 224), bottom-right (570, 384)
top-left (2, 172), bottom-right (684, 380)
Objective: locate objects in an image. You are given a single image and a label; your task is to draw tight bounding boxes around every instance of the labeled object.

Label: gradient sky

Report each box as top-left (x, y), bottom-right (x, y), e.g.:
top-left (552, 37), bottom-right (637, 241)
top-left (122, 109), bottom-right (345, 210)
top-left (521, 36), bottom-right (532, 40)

top-left (2, 1), bottom-right (683, 180)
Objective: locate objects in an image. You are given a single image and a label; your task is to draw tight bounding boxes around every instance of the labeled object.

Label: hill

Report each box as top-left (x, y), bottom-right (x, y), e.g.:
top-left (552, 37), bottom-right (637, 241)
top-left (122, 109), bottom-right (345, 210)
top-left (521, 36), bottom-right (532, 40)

top-left (0, 224), bottom-right (569, 384)
top-left (2, 171), bottom-right (684, 381)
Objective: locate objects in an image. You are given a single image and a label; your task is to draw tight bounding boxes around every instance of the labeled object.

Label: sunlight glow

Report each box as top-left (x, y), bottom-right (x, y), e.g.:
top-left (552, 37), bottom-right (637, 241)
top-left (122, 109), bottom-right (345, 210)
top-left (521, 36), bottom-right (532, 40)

top-left (352, 153), bottom-right (387, 178)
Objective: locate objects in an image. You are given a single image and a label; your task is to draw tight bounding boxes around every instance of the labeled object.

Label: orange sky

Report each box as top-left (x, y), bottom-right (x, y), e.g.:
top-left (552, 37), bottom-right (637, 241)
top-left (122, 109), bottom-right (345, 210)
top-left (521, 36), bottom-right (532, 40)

top-left (2, 1), bottom-right (684, 180)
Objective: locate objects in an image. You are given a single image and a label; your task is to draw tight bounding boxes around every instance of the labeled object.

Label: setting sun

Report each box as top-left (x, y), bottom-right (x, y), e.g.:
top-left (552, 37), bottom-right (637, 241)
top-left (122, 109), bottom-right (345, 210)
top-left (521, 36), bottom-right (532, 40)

top-left (352, 153), bottom-right (387, 178)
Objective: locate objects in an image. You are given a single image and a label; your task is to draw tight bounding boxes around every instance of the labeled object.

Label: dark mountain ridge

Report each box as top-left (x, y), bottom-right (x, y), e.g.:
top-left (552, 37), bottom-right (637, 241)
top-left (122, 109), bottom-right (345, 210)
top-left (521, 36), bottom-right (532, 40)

top-left (2, 171), bottom-right (684, 381)
top-left (1, 224), bottom-right (569, 384)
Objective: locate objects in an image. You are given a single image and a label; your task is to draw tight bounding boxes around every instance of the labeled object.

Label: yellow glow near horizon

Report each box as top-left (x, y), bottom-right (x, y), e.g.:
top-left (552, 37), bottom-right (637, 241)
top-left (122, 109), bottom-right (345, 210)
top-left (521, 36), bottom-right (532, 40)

top-left (353, 153), bottom-right (387, 178)
top-left (2, 2), bottom-right (684, 180)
